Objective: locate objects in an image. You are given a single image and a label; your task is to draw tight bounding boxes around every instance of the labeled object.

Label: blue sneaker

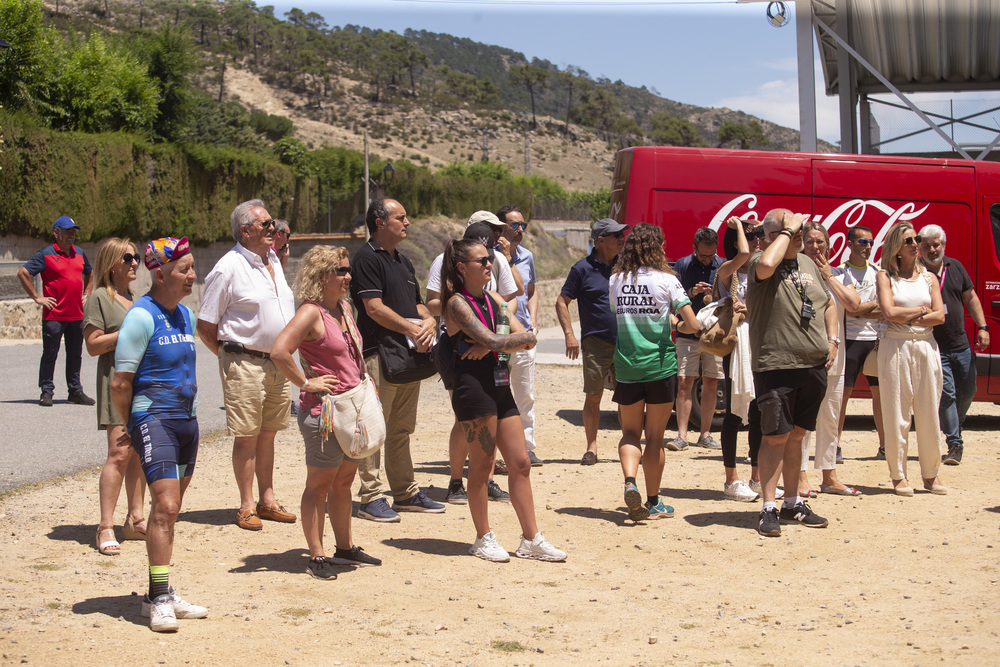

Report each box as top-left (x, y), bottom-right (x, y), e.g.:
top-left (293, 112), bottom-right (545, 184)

top-left (624, 482), bottom-right (649, 521)
top-left (392, 490), bottom-right (446, 513)
top-left (645, 499), bottom-right (675, 519)
top-left (357, 498), bottom-right (400, 523)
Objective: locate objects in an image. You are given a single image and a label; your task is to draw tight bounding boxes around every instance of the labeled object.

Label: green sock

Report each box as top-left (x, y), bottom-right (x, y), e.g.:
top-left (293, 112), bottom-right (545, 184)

top-left (149, 564), bottom-right (170, 600)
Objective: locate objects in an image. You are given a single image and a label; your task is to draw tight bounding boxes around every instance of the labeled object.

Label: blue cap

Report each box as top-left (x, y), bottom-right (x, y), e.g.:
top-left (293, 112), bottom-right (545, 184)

top-left (53, 216), bottom-right (80, 230)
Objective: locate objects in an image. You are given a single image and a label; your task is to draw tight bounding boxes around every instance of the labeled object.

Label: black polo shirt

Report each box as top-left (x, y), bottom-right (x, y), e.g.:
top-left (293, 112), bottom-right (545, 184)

top-left (350, 239), bottom-right (424, 358)
top-left (929, 257), bottom-right (974, 353)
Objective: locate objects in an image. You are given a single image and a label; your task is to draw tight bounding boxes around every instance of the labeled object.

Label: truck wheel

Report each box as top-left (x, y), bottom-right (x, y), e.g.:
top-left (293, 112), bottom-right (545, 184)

top-left (688, 376), bottom-right (726, 432)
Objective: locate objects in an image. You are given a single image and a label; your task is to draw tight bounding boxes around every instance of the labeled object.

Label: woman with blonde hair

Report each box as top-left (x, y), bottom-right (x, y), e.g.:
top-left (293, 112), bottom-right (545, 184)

top-left (875, 222), bottom-right (947, 496)
top-left (83, 237), bottom-right (146, 555)
top-left (272, 246), bottom-right (383, 579)
top-left (609, 224), bottom-right (700, 521)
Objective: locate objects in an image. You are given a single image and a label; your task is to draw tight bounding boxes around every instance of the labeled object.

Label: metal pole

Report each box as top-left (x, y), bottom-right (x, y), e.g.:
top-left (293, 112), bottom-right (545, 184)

top-left (796, 0), bottom-right (817, 152)
top-left (363, 131), bottom-right (370, 241)
top-left (326, 181), bottom-right (331, 234)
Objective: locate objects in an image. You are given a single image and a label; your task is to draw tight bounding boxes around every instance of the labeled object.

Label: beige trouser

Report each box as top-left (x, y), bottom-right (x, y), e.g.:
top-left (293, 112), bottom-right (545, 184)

top-left (801, 369), bottom-right (844, 471)
top-left (356, 355), bottom-right (421, 504)
top-left (877, 331), bottom-right (943, 481)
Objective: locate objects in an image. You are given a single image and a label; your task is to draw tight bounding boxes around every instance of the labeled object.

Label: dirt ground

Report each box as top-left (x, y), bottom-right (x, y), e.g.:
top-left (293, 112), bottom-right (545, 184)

top-left (2, 364), bottom-right (999, 666)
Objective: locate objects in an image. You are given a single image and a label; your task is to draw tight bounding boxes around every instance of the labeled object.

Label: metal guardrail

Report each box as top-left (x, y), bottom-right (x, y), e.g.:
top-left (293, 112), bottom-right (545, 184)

top-left (0, 261), bottom-right (38, 301)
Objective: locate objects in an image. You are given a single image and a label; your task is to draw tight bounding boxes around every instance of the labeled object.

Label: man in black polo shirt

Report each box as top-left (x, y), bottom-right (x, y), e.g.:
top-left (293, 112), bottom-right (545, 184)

top-left (555, 218), bottom-right (626, 466)
top-left (918, 224), bottom-right (990, 466)
top-left (350, 198), bottom-right (446, 522)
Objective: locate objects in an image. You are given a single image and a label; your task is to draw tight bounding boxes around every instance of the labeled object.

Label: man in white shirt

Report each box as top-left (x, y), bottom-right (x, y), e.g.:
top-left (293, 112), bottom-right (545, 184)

top-left (197, 199), bottom-right (297, 531)
top-left (837, 225), bottom-right (886, 460)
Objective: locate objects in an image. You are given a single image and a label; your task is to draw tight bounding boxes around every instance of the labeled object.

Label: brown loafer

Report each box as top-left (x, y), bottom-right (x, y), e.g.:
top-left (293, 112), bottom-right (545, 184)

top-left (493, 459), bottom-right (509, 476)
top-left (581, 451), bottom-right (597, 466)
top-left (236, 509), bottom-right (263, 531)
top-left (256, 502), bottom-right (297, 523)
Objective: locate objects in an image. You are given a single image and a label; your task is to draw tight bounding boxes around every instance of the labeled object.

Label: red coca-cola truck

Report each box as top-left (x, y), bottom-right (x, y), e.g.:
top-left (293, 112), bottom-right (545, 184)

top-left (609, 145), bottom-right (1000, 408)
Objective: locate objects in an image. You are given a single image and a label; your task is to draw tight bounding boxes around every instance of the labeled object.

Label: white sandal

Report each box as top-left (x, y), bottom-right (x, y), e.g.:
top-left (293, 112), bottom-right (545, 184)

top-left (96, 526), bottom-right (120, 555)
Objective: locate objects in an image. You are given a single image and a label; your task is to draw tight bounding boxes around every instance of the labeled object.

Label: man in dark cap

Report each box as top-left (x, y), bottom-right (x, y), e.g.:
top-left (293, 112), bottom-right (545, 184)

top-left (555, 217), bottom-right (628, 465)
top-left (18, 216), bottom-right (95, 407)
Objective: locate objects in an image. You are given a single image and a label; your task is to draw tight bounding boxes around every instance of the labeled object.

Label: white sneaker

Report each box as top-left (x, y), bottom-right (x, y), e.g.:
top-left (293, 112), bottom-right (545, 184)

top-left (141, 587), bottom-right (208, 620)
top-left (724, 480), bottom-right (759, 502)
top-left (748, 479), bottom-right (784, 500)
top-left (147, 594), bottom-right (178, 632)
top-left (469, 530), bottom-right (510, 562)
top-left (514, 532), bottom-right (567, 562)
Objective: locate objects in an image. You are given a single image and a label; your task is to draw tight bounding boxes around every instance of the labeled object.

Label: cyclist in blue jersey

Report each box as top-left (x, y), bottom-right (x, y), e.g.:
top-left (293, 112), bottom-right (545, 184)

top-left (112, 237), bottom-right (207, 633)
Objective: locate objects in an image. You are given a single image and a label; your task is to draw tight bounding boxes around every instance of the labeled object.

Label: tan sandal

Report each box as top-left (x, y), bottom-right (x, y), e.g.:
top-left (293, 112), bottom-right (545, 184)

top-left (96, 526), bottom-right (121, 555)
top-left (122, 515), bottom-right (147, 541)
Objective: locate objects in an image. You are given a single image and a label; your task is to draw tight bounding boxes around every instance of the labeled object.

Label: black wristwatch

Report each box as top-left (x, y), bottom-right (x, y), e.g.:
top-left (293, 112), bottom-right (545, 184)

top-left (978, 325), bottom-right (990, 332)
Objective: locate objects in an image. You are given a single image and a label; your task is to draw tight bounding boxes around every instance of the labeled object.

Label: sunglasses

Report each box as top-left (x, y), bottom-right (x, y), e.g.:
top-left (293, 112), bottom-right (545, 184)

top-left (601, 231), bottom-right (625, 239)
top-left (122, 253), bottom-right (140, 264)
top-left (250, 218), bottom-right (275, 230)
top-left (334, 266), bottom-right (352, 275)
top-left (746, 229), bottom-right (765, 240)
top-left (509, 222), bottom-right (527, 231)
top-left (463, 256), bottom-right (492, 267)
top-left (903, 235), bottom-right (923, 245)
top-left (853, 238), bottom-right (873, 246)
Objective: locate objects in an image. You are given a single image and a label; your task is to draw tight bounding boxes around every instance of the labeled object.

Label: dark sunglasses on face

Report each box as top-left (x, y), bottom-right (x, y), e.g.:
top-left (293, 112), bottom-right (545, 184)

top-left (464, 256), bottom-right (492, 267)
top-left (903, 235), bottom-right (922, 245)
top-left (746, 229), bottom-right (765, 240)
top-left (509, 222), bottom-right (527, 231)
top-left (256, 219), bottom-right (275, 230)
top-left (334, 266), bottom-right (352, 275)
top-left (122, 253), bottom-right (140, 264)
top-left (602, 231), bottom-right (625, 240)
top-left (853, 238), bottom-right (873, 246)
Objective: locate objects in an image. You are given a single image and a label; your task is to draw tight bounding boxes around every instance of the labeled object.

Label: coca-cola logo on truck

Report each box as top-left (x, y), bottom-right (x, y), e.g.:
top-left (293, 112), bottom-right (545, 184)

top-left (707, 194), bottom-right (930, 265)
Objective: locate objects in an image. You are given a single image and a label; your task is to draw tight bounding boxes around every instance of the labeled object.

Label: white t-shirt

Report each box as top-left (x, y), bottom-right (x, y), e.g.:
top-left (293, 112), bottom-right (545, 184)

top-left (841, 260), bottom-right (879, 341)
top-left (199, 244), bottom-right (295, 353)
top-left (426, 251), bottom-right (517, 297)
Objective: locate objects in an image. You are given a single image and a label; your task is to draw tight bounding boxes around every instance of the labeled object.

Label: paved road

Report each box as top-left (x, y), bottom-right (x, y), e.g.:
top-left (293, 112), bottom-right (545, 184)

top-left (0, 340), bottom-right (228, 493)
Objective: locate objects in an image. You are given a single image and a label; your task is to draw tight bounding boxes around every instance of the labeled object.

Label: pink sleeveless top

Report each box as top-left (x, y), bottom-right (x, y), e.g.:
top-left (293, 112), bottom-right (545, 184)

top-left (297, 302), bottom-right (364, 416)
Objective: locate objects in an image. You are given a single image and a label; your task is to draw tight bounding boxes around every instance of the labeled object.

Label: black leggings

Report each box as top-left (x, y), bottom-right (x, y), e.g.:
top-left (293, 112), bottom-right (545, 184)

top-left (721, 353), bottom-right (761, 470)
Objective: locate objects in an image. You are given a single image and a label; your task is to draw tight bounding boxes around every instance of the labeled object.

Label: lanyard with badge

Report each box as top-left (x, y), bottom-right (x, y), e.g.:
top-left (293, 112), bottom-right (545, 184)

top-left (460, 287), bottom-right (510, 386)
top-left (783, 259), bottom-right (815, 321)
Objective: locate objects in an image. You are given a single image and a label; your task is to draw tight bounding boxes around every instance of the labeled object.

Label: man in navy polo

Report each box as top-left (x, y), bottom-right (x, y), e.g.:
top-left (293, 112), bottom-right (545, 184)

top-left (18, 216), bottom-right (95, 407)
top-left (555, 218), bottom-right (627, 465)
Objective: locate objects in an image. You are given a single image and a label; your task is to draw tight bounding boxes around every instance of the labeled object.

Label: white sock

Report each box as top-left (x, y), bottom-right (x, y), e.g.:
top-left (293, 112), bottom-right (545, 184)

top-left (763, 501), bottom-right (777, 511)
top-left (783, 496), bottom-right (801, 509)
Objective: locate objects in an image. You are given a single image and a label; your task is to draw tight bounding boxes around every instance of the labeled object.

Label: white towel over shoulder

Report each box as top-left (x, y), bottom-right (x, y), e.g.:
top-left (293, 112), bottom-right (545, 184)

top-left (730, 321), bottom-right (755, 424)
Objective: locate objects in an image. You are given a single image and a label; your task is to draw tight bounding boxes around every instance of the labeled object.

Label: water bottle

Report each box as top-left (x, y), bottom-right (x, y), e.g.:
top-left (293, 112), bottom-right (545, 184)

top-left (496, 303), bottom-right (510, 364)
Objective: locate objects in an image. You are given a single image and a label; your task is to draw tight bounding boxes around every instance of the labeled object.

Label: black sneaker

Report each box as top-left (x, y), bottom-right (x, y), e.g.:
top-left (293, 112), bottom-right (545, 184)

top-left (779, 501), bottom-right (829, 528)
top-left (446, 480), bottom-right (468, 505)
top-left (875, 447), bottom-right (886, 460)
top-left (307, 556), bottom-right (337, 579)
top-left (331, 545), bottom-right (382, 567)
top-left (758, 507), bottom-right (781, 537)
top-left (942, 445), bottom-right (963, 465)
top-left (487, 479), bottom-right (510, 503)
top-left (39, 392), bottom-right (53, 407)
top-left (68, 391), bottom-right (95, 406)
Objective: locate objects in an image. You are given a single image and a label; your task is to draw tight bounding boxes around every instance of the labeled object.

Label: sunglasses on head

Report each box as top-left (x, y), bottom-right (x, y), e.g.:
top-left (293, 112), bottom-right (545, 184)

top-left (509, 222), bottom-right (527, 231)
top-left (122, 253), bottom-right (140, 264)
top-left (334, 265), bottom-right (352, 275)
top-left (464, 256), bottom-right (492, 267)
top-left (853, 238), bottom-right (873, 246)
top-left (903, 235), bottom-right (922, 245)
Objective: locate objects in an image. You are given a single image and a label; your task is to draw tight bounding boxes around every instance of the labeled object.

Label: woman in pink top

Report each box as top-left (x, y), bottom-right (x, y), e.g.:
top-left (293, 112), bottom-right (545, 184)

top-left (272, 246), bottom-right (382, 579)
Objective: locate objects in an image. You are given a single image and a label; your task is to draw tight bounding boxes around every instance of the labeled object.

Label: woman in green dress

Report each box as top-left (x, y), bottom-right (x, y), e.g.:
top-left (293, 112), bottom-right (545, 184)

top-left (83, 238), bottom-right (147, 555)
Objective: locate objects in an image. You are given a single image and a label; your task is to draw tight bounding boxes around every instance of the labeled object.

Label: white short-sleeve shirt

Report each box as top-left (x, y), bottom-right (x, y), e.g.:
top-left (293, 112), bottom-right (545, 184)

top-left (198, 243), bottom-right (295, 353)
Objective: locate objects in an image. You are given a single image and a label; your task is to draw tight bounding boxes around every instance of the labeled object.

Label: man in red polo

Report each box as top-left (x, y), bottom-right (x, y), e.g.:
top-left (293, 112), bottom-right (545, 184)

top-left (18, 216), bottom-right (95, 407)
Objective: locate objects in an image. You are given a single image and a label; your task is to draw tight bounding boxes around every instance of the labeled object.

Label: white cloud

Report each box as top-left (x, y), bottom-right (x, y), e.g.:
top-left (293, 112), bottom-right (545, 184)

top-left (716, 77), bottom-right (842, 146)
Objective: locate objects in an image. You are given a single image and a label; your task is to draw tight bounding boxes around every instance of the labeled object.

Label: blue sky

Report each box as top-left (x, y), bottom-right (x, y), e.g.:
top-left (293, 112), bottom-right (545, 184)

top-left (266, 0), bottom-right (1000, 151)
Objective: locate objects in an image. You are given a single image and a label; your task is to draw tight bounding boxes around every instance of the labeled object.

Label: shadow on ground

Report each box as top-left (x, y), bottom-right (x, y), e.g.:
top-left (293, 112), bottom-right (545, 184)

top-left (180, 508), bottom-right (238, 527)
top-left (229, 547), bottom-right (309, 574)
top-left (72, 594), bottom-right (146, 626)
top-left (380, 536), bottom-right (469, 557)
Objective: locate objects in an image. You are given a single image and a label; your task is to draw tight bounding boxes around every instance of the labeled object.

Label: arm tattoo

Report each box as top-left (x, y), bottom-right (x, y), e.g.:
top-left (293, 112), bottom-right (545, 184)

top-left (460, 416), bottom-right (496, 456)
top-left (448, 297), bottom-right (535, 352)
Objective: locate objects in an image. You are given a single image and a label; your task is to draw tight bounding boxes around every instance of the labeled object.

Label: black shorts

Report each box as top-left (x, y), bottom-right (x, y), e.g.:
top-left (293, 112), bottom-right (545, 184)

top-left (132, 417), bottom-right (199, 484)
top-left (843, 338), bottom-right (879, 387)
top-left (612, 374), bottom-right (678, 406)
top-left (452, 360), bottom-right (519, 422)
top-left (753, 366), bottom-right (827, 436)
